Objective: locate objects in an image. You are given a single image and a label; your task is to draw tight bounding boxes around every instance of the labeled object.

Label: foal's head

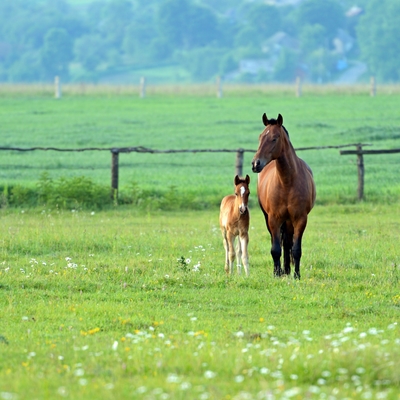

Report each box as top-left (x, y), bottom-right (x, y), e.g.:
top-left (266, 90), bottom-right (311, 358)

top-left (234, 174), bottom-right (250, 214)
top-left (252, 113), bottom-right (289, 173)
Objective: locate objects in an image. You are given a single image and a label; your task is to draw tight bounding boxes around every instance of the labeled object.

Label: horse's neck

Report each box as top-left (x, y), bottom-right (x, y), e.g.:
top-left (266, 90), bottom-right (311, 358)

top-left (275, 143), bottom-right (299, 184)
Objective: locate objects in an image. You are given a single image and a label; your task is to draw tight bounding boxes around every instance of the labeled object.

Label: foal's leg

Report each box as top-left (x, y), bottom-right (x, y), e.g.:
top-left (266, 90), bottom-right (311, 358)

top-left (235, 236), bottom-right (242, 275)
top-left (222, 230), bottom-right (230, 275)
top-left (239, 231), bottom-right (249, 276)
top-left (227, 231), bottom-right (236, 275)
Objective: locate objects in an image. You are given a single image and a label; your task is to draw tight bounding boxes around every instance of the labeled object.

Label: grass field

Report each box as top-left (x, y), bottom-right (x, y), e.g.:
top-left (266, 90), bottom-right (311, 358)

top-left (0, 84), bottom-right (399, 207)
top-left (0, 203), bottom-right (399, 399)
top-left (0, 86), bottom-right (399, 399)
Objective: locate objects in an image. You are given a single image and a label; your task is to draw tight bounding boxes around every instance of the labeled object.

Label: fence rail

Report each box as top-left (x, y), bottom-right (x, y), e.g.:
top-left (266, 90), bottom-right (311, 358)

top-left (0, 143), bottom-right (397, 201)
top-left (340, 145), bottom-right (400, 201)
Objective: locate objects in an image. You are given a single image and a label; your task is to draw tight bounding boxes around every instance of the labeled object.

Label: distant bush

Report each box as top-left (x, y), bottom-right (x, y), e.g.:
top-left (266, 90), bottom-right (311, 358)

top-left (2, 173), bottom-right (222, 211)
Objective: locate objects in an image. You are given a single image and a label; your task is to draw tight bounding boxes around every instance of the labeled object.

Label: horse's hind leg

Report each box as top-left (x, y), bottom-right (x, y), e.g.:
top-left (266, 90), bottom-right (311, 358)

top-left (293, 236), bottom-right (302, 279)
top-left (293, 219), bottom-right (307, 279)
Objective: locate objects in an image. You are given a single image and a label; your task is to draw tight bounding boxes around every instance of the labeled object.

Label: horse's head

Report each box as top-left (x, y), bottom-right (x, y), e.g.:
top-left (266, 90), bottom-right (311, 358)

top-left (252, 113), bottom-right (288, 173)
top-left (234, 174), bottom-right (250, 214)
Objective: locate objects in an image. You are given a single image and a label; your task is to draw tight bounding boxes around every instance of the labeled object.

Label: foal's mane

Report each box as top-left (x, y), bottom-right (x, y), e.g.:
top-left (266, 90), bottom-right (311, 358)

top-left (266, 118), bottom-right (290, 139)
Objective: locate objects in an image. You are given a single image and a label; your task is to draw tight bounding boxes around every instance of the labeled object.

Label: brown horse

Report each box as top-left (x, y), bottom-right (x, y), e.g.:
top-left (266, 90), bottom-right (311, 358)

top-left (219, 175), bottom-right (250, 276)
top-left (251, 113), bottom-right (315, 279)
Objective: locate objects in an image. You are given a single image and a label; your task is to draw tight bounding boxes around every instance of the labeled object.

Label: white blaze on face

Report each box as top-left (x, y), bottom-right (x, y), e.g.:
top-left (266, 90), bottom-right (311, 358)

top-left (239, 185), bottom-right (247, 212)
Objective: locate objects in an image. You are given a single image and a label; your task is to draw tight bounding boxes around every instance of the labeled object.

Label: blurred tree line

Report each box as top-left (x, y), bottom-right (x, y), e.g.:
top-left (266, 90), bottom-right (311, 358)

top-left (0, 0), bottom-right (399, 83)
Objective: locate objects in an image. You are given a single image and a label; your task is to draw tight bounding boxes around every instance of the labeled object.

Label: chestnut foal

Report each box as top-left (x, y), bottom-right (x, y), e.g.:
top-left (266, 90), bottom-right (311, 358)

top-left (219, 175), bottom-right (250, 276)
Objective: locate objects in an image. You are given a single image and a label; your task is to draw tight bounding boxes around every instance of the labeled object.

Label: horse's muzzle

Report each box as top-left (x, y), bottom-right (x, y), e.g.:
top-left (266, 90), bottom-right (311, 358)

top-left (252, 159), bottom-right (263, 173)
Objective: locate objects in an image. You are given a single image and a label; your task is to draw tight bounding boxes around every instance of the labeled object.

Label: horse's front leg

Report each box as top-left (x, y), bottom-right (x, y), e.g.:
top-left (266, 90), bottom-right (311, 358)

top-left (283, 222), bottom-right (294, 276)
top-left (270, 231), bottom-right (282, 277)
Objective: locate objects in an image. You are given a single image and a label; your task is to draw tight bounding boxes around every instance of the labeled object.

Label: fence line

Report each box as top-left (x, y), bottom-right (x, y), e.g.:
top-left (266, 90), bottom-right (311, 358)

top-left (1, 143), bottom-right (396, 201)
top-left (0, 143), bottom-right (368, 153)
top-left (45, 76), bottom-right (382, 99)
top-left (340, 146), bottom-right (400, 201)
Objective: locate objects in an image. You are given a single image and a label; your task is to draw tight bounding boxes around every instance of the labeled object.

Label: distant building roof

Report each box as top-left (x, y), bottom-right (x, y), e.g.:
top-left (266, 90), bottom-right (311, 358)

top-left (346, 6), bottom-right (363, 17)
top-left (262, 31), bottom-right (299, 53)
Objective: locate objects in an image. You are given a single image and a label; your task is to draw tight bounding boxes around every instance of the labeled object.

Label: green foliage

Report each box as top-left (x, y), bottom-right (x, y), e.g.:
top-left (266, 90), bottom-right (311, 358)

top-left (357, 0), bottom-right (400, 81)
top-left (14, 172), bottom-right (114, 210)
top-left (296, 0), bottom-right (345, 41)
top-left (180, 46), bottom-right (223, 81)
top-left (237, 2), bottom-right (282, 48)
top-left (1, 0), bottom-right (399, 83)
top-left (157, 0), bottom-right (219, 51)
top-left (273, 48), bottom-right (298, 82)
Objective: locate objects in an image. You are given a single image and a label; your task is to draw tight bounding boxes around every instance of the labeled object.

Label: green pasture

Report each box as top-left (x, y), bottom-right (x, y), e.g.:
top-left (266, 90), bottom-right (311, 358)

top-left (0, 87), bottom-right (399, 207)
top-left (0, 203), bottom-right (399, 399)
top-left (0, 87), bottom-right (399, 398)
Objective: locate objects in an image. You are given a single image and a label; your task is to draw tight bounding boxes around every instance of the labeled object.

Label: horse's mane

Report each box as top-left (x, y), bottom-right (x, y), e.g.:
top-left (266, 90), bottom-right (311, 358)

top-left (267, 118), bottom-right (290, 138)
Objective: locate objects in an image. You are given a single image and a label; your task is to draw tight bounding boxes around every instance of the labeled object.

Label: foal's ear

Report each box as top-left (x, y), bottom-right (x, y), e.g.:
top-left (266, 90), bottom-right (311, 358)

top-left (245, 174), bottom-right (250, 185)
top-left (262, 113), bottom-right (269, 126)
top-left (234, 175), bottom-right (240, 185)
top-left (277, 113), bottom-right (283, 126)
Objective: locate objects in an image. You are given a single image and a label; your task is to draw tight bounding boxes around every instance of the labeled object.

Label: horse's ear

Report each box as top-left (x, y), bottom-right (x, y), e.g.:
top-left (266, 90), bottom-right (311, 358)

top-left (277, 114), bottom-right (283, 126)
top-left (262, 113), bottom-right (269, 126)
top-left (245, 174), bottom-right (250, 185)
top-left (234, 175), bottom-right (240, 185)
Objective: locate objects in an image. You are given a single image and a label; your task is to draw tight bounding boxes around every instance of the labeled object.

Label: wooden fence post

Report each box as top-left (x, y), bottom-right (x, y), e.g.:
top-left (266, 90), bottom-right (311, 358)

top-left (356, 144), bottom-right (364, 201)
top-left (235, 148), bottom-right (244, 177)
top-left (111, 149), bottom-right (119, 201)
top-left (370, 76), bottom-right (376, 97)
top-left (216, 75), bottom-right (223, 98)
top-left (140, 76), bottom-right (146, 98)
top-left (295, 76), bottom-right (302, 98)
top-left (54, 76), bottom-right (61, 99)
